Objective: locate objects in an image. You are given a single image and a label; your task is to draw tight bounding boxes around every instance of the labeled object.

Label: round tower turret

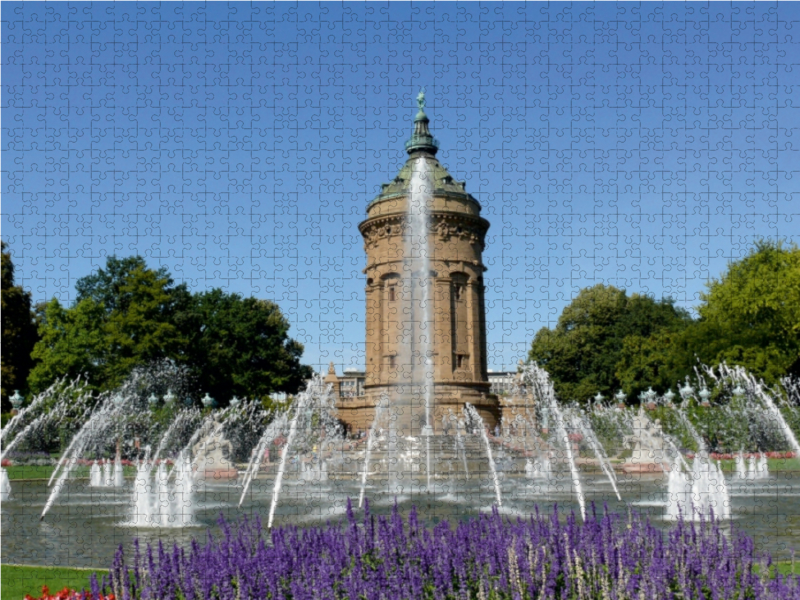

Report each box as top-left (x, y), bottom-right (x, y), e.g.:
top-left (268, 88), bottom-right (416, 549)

top-left (337, 90), bottom-right (499, 434)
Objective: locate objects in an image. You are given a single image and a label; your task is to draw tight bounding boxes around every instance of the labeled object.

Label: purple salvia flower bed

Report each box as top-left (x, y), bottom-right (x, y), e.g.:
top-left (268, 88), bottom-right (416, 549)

top-left (92, 500), bottom-right (800, 600)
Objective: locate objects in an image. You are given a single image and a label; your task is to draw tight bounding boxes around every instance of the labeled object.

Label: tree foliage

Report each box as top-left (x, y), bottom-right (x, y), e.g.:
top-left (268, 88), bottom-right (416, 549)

top-left (29, 257), bottom-right (188, 393)
top-left (695, 239), bottom-right (800, 381)
top-left (27, 255), bottom-right (310, 404)
top-left (1, 241), bottom-right (39, 410)
top-left (179, 289), bottom-right (312, 406)
top-left (528, 284), bottom-right (691, 402)
top-left (533, 241), bottom-right (800, 402)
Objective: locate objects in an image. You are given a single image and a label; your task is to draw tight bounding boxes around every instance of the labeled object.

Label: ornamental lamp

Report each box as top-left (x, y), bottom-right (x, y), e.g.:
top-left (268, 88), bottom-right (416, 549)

top-left (9, 390), bottom-right (24, 411)
top-left (679, 377), bottom-right (695, 401)
top-left (147, 393), bottom-right (159, 407)
top-left (230, 396), bottom-right (241, 408)
top-left (163, 389), bottom-right (176, 405)
top-left (699, 386), bottom-right (711, 406)
top-left (664, 389), bottom-right (676, 405)
top-left (732, 385), bottom-right (745, 398)
top-left (201, 393), bottom-right (215, 409)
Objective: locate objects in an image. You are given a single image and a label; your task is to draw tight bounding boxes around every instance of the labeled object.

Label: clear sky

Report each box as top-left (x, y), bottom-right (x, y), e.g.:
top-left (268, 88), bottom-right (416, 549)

top-left (3, 2), bottom-right (798, 373)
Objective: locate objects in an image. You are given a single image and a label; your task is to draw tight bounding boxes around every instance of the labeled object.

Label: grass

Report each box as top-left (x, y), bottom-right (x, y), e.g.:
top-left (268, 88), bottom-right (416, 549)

top-left (4, 465), bottom-right (138, 481)
top-left (716, 457), bottom-right (800, 473)
top-left (0, 565), bottom-right (105, 600)
top-left (754, 560), bottom-right (800, 577)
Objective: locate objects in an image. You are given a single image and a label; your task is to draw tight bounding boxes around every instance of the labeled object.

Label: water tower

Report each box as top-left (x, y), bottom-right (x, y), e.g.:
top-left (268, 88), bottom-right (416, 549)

top-left (339, 91), bottom-right (499, 435)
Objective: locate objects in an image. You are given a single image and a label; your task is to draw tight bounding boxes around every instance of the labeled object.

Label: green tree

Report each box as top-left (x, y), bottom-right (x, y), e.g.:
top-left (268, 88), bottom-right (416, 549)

top-left (695, 240), bottom-right (800, 382)
top-left (180, 289), bottom-right (311, 405)
top-left (1, 241), bottom-right (39, 410)
top-left (528, 284), bottom-right (691, 402)
top-left (28, 256), bottom-right (189, 393)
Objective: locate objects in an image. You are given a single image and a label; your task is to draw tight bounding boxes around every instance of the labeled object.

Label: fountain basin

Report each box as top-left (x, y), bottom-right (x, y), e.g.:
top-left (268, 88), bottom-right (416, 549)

top-left (196, 467), bottom-right (239, 481)
top-left (621, 462), bottom-right (670, 474)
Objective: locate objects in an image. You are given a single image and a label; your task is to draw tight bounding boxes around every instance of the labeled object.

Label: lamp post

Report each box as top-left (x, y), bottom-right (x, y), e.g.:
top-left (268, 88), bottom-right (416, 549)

top-left (664, 389), bottom-right (676, 407)
top-left (201, 393), bottom-right (215, 409)
top-left (699, 386), bottom-right (711, 407)
top-left (732, 384), bottom-right (745, 399)
top-left (614, 389), bottom-right (626, 409)
top-left (9, 390), bottom-right (24, 415)
top-left (679, 377), bottom-right (695, 402)
top-left (593, 392), bottom-right (605, 409)
top-left (147, 394), bottom-right (159, 408)
top-left (230, 396), bottom-right (241, 408)
top-left (641, 387), bottom-right (657, 410)
top-left (163, 389), bottom-right (176, 406)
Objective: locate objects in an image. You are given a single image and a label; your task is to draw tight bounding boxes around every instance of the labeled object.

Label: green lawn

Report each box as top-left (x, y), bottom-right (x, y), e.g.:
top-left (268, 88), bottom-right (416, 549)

top-left (716, 457), bottom-right (800, 473)
top-left (4, 465), bottom-right (138, 481)
top-left (1, 565), bottom-right (105, 600)
top-left (755, 560), bottom-right (800, 576)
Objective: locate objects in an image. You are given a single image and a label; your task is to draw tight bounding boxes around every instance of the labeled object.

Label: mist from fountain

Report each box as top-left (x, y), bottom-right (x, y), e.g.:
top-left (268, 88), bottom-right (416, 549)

top-left (405, 153), bottom-right (436, 491)
top-left (130, 449), bottom-right (194, 528)
top-left (0, 377), bottom-right (91, 450)
top-left (463, 403), bottom-right (502, 507)
top-left (359, 392), bottom-right (389, 508)
top-left (0, 468), bottom-right (10, 501)
top-left (267, 375), bottom-right (333, 529)
top-left (1, 413), bottom-right (48, 462)
top-left (90, 462), bottom-right (102, 487)
top-left (42, 394), bottom-right (120, 518)
top-left (521, 364), bottom-right (586, 520)
top-left (525, 455), bottom-right (552, 480)
top-left (455, 418), bottom-right (470, 478)
top-left (238, 413), bottom-right (287, 506)
top-left (675, 407), bottom-right (707, 454)
top-left (667, 455), bottom-right (730, 521)
top-left (151, 407), bottom-right (202, 465)
top-left (572, 413), bottom-right (621, 501)
top-left (737, 453), bottom-right (769, 480)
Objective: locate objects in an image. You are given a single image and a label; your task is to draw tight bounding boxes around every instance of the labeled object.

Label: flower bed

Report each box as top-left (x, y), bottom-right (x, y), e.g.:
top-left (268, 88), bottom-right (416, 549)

top-left (93, 499), bottom-right (800, 600)
top-left (25, 585), bottom-right (114, 600)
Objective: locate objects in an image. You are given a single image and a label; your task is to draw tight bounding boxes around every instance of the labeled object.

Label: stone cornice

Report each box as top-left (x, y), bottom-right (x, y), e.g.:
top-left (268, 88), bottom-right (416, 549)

top-left (359, 212), bottom-right (489, 252)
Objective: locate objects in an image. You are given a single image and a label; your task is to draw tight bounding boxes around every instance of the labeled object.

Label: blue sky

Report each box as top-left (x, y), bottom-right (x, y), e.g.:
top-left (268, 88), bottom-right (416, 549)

top-left (3, 2), bottom-right (798, 373)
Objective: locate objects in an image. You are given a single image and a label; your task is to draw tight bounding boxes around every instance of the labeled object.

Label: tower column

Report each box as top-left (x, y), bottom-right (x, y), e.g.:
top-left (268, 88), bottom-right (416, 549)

top-left (342, 89), bottom-right (499, 434)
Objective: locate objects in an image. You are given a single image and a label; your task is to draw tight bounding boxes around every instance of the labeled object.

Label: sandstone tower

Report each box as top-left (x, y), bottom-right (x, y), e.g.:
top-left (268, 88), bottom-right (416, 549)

top-left (336, 92), bottom-right (500, 434)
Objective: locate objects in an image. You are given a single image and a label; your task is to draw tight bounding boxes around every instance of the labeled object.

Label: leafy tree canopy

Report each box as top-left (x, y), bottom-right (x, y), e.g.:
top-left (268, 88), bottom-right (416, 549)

top-left (695, 239), bottom-right (800, 381)
top-left (528, 284), bottom-right (692, 402)
top-left (180, 289), bottom-right (312, 406)
top-left (27, 256), bottom-right (311, 404)
top-left (1, 241), bottom-right (39, 410)
top-left (29, 256), bottom-right (189, 393)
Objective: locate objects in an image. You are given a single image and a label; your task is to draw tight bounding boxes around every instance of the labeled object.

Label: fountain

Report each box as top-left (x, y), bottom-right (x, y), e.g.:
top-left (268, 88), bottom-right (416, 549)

top-left (525, 455), bottom-right (552, 480)
top-left (6, 89), bottom-right (800, 566)
top-left (0, 467), bottom-right (10, 501)
top-left (90, 461), bottom-right (103, 487)
top-left (667, 454), bottom-right (730, 521)
top-left (130, 450), bottom-right (195, 527)
top-left (622, 408), bottom-right (673, 474)
top-left (520, 364), bottom-right (586, 520)
top-left (463, 403), bottom-right (502, 507)
top-left (736, 453), bottom-right (770, 480)
top-left (191, 419), bottom-right (237, 481)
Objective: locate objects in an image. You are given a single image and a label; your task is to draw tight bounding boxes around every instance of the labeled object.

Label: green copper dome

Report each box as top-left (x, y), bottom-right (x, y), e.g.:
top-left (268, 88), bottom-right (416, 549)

top-left (368, 90), bottom-right (480, 211)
